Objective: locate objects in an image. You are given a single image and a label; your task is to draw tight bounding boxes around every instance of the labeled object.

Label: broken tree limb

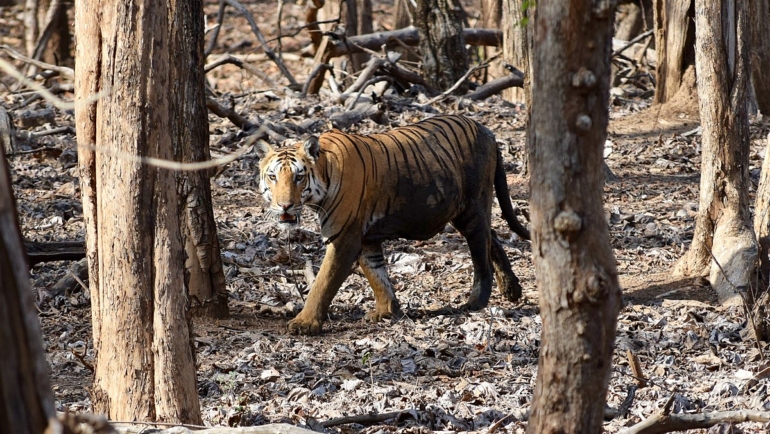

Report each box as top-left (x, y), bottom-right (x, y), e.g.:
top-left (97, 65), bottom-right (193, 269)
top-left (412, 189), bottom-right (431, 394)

top-left (24, 240), bottom-right (85, 265)
top-left (204, 0), bottom-right (226, 57)
top-left (204, 54), bottom-right (281, 89)
top-left (113, 422), bottom-right (316, 434)
top-left (222, 0), bottom-right (300, 89)
top-left (321, 410), bottom-right (417, 428)
top-left (465, 72), bottom-right (523, 100)
top-left (301, 63), bottom-right (333, 97)
top-left (206, 98), bottom-right (256, 131)
top-left (619, 409), bottom-right (770, 434)
top-left (0, 44), bottom-right (73, 79)
top-left (326, 26), bottom-right (502, 58)
top-left (330, 102), bottom-right (385, 130)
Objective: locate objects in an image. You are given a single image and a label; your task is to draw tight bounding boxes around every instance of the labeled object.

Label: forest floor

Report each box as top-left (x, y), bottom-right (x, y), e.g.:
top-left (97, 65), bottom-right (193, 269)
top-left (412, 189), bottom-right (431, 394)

top-left (3, 1), bottom-right (770, 433)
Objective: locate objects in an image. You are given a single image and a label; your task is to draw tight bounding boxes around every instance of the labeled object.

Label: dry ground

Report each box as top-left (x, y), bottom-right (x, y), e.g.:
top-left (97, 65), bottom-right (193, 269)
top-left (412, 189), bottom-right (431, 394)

top-left (2, 1), bottom-right (770, 433)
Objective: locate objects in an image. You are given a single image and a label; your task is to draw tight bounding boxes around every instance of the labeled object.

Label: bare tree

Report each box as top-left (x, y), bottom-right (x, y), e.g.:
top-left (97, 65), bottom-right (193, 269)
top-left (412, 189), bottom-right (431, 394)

top-left (526, 1), bottom-right (622, 433)
top-left (317, 0), bottom-right (373, 73)
top-left (74, 0), bottom-right (224, 422)
top-left (673, 0), bottom-right (757, 303)
top-left (652, 0), bottom-right (696, 105)
top-left (750, 0), bottom-right (770, 113)
top-left (0, 149), bottom-right (60, 433)
top-left (502, 0), bottom-right (532, 103)
top-left (415, 0), bottom-right (469, 92)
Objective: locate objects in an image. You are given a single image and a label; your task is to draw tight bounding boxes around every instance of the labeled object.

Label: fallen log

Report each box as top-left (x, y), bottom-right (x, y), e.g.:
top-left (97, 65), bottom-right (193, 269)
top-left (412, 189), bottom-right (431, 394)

top-left (25, 240), bottom-right (85, 265)
top-left (465, 72), bottom-right (523, 101)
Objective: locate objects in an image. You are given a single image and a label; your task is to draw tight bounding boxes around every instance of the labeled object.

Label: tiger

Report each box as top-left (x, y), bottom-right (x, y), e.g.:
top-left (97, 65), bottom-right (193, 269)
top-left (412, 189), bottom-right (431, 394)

top-left (255, 115), bottom-right (530, 335)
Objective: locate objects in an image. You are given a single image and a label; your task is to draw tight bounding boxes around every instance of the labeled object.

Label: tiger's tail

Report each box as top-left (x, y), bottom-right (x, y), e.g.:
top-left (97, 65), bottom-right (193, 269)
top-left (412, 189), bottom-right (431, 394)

top-left (494, 150), bottom-right (531, 240)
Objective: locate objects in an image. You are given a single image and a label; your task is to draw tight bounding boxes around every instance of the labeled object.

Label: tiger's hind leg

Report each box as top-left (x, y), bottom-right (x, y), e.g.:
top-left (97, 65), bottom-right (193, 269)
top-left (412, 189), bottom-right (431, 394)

top-left (359, 243), bottom-right (402, 322)
top-left (491, 231), bottom-right (522, 302)
top-left (452, 211), bottom-right (494, 311)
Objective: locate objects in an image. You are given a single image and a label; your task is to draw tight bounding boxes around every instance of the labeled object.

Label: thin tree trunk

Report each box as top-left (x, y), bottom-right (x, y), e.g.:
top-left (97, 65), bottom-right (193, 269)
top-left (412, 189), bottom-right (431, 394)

top-left (526, 1), bottom-right (622, 433)
top-left (751, 135), bottom-right (770, 341)
top-left (0, 150), bottom-right (60, 434)
top-left (750, 0), bottom-right (770, 114)
top-left (75, 0), bottom-right (207, 423)
top-left (673, 0), bottom-right (757, 304)
top-left (318, 0), bottom-right (371, 74)
top-left (502, 0), bottom-right (531, 103)
top-left (652, 0), bottom-right (695, 104)
top-left (415, 0), bottom-right (469, 93)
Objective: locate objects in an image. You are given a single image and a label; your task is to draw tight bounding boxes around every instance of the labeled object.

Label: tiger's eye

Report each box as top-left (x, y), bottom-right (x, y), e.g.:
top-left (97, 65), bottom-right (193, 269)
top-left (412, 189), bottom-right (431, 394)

top-left (268, 174), bottom-right (277, 182)
top-left (295, 174), bottom-right (305, 183)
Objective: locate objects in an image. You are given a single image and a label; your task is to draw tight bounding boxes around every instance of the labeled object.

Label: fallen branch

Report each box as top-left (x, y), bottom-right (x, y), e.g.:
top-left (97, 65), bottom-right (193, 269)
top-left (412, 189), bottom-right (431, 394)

top-left (301, 63), bottom-right (332, 97)
top-left (620, 410), bottom-right (770, 434)
top-left (206, 97), bottom-right (256, 131)
top-left (113, 422), bottom-right (315, 434)
top-left (627, 349), bottom-right (647, 388)
top-left (465, 72), bottom-right (523, 101)
top-left (204, 54), bottom-right (280, 89)
top-left (204, 0), bottom-right (226, 57)
top-left (330, 102), bottom-right (385, 129)
top-left (612, 29), bottom-right (654, 58)
top-left (25, 240), bottom-right (85, 265)
top-left (222, 0), bottom-right (299, 88)
top-left (327, 27), bottom-right (502, 58)
top-left (321, 410), bottom-right (417, 428)
top-left (421, 54), bottom-right (499, 106)
top-left (0, 44), bottom-right (74, 79)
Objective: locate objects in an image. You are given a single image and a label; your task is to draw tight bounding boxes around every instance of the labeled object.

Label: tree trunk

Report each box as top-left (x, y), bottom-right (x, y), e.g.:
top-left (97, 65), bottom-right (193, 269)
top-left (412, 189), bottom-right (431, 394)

top-left (673, 0), bottom-right (757, 304)
top-left (24, 0), bottom-right (72, 67)
top-left (652, 0), bottom-right (695, 104)
top-left (750, 0), bottom-right (770, 114)
top-left (0, 150), bottom-right (60, 433)
top-left (394, 0), bottom-right (419, 62)
top-left (502, 0), bottom-right (531, 103)
top-left (751, 135), bottom-right (770, 341)
top-left (318, 0), bottom-right (372, 75)
top-left (526, 1), bottom-right (622, 433)
top-left (74, 0), bottom-right (218, 423)
top-left (415, 0), bottom-right (469, 93)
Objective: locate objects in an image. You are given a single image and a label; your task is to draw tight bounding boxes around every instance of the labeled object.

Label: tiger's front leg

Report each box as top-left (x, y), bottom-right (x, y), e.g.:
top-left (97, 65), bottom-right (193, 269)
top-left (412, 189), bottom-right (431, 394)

top-left (358, 243), bottom-right (401, 322)
top-left (288, 240), bottom-right (361, 335)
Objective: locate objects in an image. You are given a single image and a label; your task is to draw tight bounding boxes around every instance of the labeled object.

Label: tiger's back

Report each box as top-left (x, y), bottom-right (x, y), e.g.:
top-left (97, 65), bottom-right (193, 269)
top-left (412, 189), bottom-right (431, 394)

top-left (255, 115), bottom-right (528, 335)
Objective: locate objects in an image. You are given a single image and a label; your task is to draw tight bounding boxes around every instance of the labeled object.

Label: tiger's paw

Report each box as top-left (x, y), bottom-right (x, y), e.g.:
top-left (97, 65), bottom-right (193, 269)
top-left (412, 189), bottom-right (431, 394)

top-left (288, 314), bottom-right (324, 335)
top-left (365, 300), bottom-right (402, 323)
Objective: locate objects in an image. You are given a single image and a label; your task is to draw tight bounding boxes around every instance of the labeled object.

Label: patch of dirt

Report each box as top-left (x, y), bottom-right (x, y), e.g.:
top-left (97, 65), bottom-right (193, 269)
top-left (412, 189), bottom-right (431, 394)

top-left (3, 1), bottom-right (770, 434)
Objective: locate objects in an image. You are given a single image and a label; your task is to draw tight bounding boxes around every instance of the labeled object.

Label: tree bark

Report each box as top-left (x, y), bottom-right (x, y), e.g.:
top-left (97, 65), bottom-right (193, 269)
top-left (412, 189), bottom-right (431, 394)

top-left (24, 0), bottom-right (72, 67)
top-left (74, 0), bottom-right (216, 423)
top-left (393, 0), bottom-right (419, 62)
top-left (526, 1), bottom-right (622, 433)
top-left (317, 0), bottom-right (372, 74)
top-left (756, 136), bottom-right (770, 286)
top-left (0, 149), bottom-right (60, 433)
top-left (415, 0), bottom-right (469, 93)
top-left (673, 0), bottom-right (757, 304)
top-left (652, 0), bottom-right (695, 104)
top-left (502, 0), bottom-right (532, 103)
top-left (750, 0), bottom-right (770, 114)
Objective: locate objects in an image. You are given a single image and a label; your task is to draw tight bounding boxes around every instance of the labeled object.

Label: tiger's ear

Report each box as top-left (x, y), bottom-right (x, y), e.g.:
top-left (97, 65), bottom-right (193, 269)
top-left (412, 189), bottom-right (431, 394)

top-left (301, 136), bottom-right (321, 162)
top-left (254, 140), bottom-right (274, 160)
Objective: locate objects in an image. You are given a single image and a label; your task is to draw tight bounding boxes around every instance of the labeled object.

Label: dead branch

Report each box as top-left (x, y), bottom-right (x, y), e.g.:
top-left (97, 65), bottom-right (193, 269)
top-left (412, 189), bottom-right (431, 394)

top-left (206, 97), bottom-right (256, 131)
top-left (620, 410), bottom-right (770, 434)
top-left (0, 44), bottom-right (73, 79)
top-left (267, 19), bottom-right (340, 44)
top-left (337, 58), bottom-right (385, 104)
top-left (327, 26), bottom-right (503, 58)
top-left (204, 54), bottom-right (280, 89)
top-left (204, 0), bottom-right (226, 57)
top-left (465, 72), bottom-right (523, 101)
top-left (222, 0), bottom-right (299, 88)
top-left (29, 0), bottom-right (62, 64)
top-left (613, 29), bottom-right (654, 58)
top-left (113, 422), bottom-right (316, 434)
top-left (330, 102), bottom-right (385, 130)
top-left (301, 63), bottom-right (333, 97)
top-left (25, 240), bottom-right (85, 265)
top-left (0, 107), bottom-right (14, 155)
top-left (420, 55), bottom-right (498, 106)
top-left (321, 410), bottom-right (417, 428)
top-left (627, 349), bottom-right (647, 387)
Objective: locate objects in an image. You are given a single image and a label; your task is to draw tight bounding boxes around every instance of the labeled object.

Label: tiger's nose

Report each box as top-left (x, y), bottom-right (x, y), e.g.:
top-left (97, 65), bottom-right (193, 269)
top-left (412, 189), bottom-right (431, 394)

top-left (279, 202), bottom-right (293, 211)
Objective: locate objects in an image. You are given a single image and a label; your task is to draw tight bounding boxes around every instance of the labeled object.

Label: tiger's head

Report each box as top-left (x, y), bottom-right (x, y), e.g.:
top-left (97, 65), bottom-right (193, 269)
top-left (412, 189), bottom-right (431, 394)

top-left (255, 137), bottom-right (326, 226)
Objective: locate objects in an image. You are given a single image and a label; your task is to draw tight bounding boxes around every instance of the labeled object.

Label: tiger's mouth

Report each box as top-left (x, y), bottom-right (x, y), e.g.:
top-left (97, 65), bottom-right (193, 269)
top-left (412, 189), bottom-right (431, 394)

top-left (279, 213), bottom-right (299, 225)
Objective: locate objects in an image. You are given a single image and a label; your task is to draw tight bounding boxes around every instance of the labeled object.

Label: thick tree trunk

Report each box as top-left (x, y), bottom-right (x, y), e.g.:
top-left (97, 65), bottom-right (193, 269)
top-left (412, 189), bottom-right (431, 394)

top-left (673, 0), bottom-right (757, 304)
top-left (502, 0), bottom-right (532, 103)
top-left (0, 151), bottom-right (60, 433)
top-left (750, 0), bottom-right (770, 114)
top-left (652, 0), bottom-right (695, 104)
top-left (751, 136), bottom-right (770, 341)
top-left (415, 0), bottom-right (469, 93)
top-left (526, 1), bottom-right (622, 433)
top-left (74, 0), bottom-right (214, 423)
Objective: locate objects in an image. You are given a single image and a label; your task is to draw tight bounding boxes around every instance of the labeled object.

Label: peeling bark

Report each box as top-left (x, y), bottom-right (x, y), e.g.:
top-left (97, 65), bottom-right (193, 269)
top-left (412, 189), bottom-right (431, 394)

top-left (415, 0), bottom-right (469, 93)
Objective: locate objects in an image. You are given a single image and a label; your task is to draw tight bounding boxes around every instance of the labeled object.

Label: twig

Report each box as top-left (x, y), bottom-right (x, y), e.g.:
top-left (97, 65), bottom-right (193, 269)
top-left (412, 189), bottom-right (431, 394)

top-left (206, 97), bottom-right (256, 130)
top-left (265, 19), bottom-right (341, 43)
top-left (620, 409), bottom-right (770, 434)
top-left (0, 44), bottom-right (74, 79)
top-left (345, 77), bottom-right (391, 109)
top-left (618, 385), bottom-right (637, 419)
top-left (204, 0), bottom-right (226, 57)
top-left (301, 63), bottom-right (333, 97)
top-left (421, 54), bottom-right (500, 106)
top-left (613, 29), bottom-right (654, 58)
top-left (204, 54), bottom-right (280, 89)
top-left (321, 410), bottom-right (417, 428)
top-left (626, 349), bottom-right (647, 387)
top-left (67, 266), bottom-right (89, 293)
top-left (223, 0), bottom-right (299, 88)
top-left (70, 346), bottom-right (94, 372)
top-left (337, 58), bottom-right (385, 104)
top-left (276, 0), bottom-right (285, 60)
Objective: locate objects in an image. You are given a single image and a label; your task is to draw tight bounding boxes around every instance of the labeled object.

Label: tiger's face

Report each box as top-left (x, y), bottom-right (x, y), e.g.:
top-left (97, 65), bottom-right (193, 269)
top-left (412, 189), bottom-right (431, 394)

top-left (255, 137), bottom-right (326, 225)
